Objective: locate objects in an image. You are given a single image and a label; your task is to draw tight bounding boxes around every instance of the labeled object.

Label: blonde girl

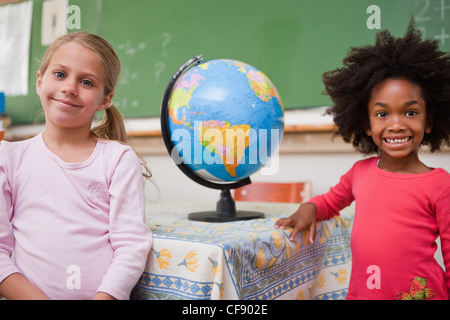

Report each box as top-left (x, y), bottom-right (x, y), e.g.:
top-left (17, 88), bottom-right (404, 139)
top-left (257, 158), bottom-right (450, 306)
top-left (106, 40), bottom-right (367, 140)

top-left (0, 32), bottom-right (152, 300)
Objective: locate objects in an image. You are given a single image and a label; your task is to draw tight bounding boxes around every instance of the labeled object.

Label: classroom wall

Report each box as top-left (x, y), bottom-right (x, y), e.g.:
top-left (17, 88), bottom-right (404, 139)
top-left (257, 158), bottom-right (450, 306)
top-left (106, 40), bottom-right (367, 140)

top-left (140, 134), bottom-right (450, 205)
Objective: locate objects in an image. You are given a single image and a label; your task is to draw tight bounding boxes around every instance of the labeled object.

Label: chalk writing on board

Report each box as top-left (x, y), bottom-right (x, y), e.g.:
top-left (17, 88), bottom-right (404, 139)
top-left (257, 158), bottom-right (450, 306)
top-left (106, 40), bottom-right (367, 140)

top-left (434, 0), bottom-right (450, 20)
top-left (114, 96), bottom-right (139, 109)
top-left (115, 41), bottom-right (147, 110)
top-left (117, 41), bottom-right (146, 57)
top-left (161, 32), bottom-right (171, 57)
top-left (414, 0), bottom-right (449, 48)
top-left (154, 32), bottom-right (172, 83)
top-left (119, 68), bottom-right (138, 85)
top-left (154, 62), bottom-right (165, 84)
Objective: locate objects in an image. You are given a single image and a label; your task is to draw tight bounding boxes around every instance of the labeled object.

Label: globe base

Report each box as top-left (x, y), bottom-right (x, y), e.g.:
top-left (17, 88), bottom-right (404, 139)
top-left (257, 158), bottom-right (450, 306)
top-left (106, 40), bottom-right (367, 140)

top-left (188, 210), bottom-right (264, 222)
top-left (187, 187), bottom-right (264, 222)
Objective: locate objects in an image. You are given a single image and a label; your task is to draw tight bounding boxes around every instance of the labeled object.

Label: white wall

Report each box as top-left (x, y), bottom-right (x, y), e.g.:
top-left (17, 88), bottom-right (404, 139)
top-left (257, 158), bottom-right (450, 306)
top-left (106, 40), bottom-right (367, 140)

top-left (144, 151), bottom-right (450, 203)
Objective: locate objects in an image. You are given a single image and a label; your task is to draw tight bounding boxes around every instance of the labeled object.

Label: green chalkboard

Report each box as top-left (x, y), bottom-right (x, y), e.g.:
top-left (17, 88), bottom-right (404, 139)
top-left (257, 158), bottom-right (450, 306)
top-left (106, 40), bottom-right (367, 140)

top-left (4, 0), bottom-right (450, 124)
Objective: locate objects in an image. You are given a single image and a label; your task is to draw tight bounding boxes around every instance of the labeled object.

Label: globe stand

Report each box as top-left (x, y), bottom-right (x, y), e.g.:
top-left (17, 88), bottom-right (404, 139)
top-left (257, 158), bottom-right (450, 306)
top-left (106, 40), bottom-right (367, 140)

top-left (160, 55), bottom-right (266, 222)
top-left (188, 187), bottom-right (264, 222)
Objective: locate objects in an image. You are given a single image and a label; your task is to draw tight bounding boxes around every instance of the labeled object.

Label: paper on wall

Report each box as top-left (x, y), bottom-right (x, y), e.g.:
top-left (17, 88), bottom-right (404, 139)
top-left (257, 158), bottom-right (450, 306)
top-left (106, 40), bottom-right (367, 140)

top-left (41, 0), bottom-right (68, 46)
top-left (0, 0), bottom-right (33, 96)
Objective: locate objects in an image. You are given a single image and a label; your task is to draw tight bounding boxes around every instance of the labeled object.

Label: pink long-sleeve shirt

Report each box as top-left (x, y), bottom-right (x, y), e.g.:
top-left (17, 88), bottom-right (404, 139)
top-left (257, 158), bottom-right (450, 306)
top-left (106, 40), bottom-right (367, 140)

top-left (309, 157), bottom-right (450, 300)
top-left (0, 132), bottom-right (152, 299)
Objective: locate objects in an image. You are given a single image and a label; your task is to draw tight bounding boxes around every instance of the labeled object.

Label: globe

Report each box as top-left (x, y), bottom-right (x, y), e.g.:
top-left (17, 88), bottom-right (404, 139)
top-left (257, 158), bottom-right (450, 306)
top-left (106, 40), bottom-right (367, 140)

top-left (160, 56), bottom-right (284, 222)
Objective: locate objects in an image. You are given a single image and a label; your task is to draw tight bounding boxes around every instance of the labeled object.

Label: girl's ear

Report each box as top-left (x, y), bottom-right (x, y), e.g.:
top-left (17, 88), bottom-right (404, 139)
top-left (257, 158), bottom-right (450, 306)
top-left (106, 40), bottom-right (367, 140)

top-left (36, 71), bottom-right (42, 96)
top-left (97, 92), bottom-right (114, 112)
top-left (365, 121), bottom-right (372, 136)
top-left (425, 115), bottom-right (433, 134)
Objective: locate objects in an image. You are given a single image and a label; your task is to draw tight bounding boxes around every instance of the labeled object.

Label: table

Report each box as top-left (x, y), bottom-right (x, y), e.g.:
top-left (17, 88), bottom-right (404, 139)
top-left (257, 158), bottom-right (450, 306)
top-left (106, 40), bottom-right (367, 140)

top-left (131, 201), bottom-right (353, 300)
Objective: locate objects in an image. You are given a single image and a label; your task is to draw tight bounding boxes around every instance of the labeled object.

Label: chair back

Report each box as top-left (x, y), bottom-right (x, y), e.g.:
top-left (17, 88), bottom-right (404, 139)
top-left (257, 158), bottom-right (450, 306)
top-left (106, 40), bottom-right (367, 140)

top-left (233, 181), bottom-right (312, 203)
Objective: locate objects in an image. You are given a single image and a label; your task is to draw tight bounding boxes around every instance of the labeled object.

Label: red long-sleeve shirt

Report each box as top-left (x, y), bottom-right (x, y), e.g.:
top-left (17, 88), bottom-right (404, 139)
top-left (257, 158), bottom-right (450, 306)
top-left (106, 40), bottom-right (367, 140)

top-left (309, 157), bottom-right (450, 300)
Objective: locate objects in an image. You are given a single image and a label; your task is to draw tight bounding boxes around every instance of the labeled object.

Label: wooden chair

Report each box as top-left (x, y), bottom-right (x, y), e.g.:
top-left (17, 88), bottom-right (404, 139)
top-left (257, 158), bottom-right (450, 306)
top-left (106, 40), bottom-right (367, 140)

top-left (233, 181), bottom-right (312, 203)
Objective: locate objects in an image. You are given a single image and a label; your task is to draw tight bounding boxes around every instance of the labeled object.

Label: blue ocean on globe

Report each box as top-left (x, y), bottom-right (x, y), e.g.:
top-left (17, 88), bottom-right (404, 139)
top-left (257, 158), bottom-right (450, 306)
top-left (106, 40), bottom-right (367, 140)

top-left (167, 59), bottom-right (284, 183)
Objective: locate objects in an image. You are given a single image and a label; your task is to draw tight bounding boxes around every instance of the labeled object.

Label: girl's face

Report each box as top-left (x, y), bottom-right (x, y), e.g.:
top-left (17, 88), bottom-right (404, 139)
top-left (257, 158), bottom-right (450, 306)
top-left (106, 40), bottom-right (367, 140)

top-left (366, 78), bottom-right (432, 162)
top-left (36, 42), bottom-right (113, 131)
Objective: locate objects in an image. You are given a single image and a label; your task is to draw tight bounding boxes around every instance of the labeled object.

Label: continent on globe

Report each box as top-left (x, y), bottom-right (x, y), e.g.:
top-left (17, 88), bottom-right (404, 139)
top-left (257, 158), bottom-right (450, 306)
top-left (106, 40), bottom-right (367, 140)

top-left (198, 120), bottom-right (251, 178)
top-left (234, 61), bottom-right (283, 106)
top-left (168, 72), bottom-right (205, 127)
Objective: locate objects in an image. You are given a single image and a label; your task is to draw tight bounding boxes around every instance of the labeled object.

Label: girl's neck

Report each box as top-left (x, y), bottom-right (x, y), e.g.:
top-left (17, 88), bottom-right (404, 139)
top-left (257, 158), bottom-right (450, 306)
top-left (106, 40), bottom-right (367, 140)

top-left (42, 125), bottom-right (97, 163)
top-left (377, 152), bottom-right (431, 174)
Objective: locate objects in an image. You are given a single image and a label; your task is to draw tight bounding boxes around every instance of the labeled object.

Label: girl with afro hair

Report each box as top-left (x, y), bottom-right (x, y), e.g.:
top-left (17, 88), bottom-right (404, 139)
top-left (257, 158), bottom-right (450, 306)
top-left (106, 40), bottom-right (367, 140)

top-left (275, 21), bottom-right (450, 300)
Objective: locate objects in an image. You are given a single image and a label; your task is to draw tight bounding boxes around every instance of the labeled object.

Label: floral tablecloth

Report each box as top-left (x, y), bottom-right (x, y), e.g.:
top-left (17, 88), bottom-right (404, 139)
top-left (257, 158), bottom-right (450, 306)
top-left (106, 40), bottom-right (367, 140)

top-left (131, 201), bottom-right (353, 300)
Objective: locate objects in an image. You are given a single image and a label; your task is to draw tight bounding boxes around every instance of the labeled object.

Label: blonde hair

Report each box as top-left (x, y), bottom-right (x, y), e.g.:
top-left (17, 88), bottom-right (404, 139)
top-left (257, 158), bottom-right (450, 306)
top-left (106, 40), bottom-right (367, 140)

top-left (39, 31), bottom-right (151, 179)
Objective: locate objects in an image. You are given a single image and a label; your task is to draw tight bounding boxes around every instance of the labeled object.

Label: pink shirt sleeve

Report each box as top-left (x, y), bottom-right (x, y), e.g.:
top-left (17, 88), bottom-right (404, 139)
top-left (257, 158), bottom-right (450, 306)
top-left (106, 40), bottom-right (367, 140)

top-left (0, 142), bottom-right (21, 284)
top-left (96, 147), bottom-right (153, 299)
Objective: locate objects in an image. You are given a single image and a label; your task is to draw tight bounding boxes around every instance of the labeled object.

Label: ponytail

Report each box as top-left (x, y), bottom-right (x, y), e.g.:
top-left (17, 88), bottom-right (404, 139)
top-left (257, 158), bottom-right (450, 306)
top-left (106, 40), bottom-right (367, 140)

top-left (92, 106), bottom-right (152, 180)
top-left (92, 105), bottom-right (127, 143)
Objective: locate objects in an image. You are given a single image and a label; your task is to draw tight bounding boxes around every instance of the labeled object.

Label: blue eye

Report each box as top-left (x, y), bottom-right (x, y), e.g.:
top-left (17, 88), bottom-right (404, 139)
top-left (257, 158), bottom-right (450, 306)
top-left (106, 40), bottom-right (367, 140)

top-left (54, 71), bottom-right (65, 79)
top-left (81, 79), bottom-right (93, 87)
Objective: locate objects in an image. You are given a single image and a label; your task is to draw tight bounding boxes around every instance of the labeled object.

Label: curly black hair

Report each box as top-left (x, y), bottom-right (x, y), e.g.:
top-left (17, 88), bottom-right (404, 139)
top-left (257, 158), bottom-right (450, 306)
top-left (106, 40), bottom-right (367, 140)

top-left (323, 20), bottom-right (450, 154)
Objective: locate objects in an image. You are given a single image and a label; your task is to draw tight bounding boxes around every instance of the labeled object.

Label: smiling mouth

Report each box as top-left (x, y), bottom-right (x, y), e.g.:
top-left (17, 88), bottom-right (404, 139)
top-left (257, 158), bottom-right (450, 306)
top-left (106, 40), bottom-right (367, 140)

top-left (384, 137), bottom-right (412, 144)
top-left (53, 98), bottom-right (79, 107)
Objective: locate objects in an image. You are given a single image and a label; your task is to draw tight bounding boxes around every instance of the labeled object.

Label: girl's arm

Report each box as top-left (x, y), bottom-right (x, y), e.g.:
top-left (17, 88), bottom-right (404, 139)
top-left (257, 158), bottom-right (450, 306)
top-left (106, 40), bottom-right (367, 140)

top-left (0, 273), bottom-right (49, 300)
top-left (436, 188), bottom-right (450, 294)
top-left (96, 146), bottom-right (152, 300)
top-left (275, 162), bottom-right (356, 241)
top-left (0, 145), bottom-right (43, 299)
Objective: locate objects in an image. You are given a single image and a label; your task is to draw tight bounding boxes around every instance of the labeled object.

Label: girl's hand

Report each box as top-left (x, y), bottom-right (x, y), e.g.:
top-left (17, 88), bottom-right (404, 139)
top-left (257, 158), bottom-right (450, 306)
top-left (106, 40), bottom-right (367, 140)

top-left (93, 292), bottom-right (117, 300)
top-left (0, 273), bottom-right (49, 300)
top-left (274, 202), bottom-right (317, 243)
